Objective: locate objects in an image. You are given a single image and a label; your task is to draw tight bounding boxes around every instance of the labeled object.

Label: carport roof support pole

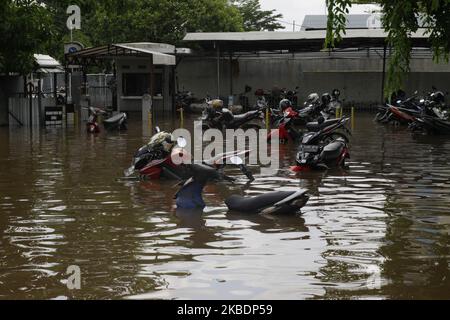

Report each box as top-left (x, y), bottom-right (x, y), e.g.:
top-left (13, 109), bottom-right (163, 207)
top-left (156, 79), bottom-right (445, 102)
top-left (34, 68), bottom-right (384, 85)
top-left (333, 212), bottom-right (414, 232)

top-left (229, 51), bottom-right (233, 97)
top-left (216, 42), bottom-right (220, 98)
top-left (381, 44), bottom-right (387, 103)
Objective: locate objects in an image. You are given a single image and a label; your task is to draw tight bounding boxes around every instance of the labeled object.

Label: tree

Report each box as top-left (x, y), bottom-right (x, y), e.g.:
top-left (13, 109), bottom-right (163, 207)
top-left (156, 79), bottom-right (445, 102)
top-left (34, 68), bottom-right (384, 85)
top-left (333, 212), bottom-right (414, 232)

top-left (0, 0), bottom-right (53, 75)
top-left (233, 0), bottom-right (284, 31)
top-left (85, 0), bottom-right (244, 45)
top-left (325, 0), bottom-right (450, 98)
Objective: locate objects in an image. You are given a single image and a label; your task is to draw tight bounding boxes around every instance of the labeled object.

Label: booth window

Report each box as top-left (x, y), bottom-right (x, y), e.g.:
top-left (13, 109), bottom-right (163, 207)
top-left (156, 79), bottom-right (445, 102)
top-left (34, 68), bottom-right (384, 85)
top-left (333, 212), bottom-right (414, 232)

top-left (122, 73), bottom-right (150, 96)
top-left (122, 73), bottom-right (163, 97)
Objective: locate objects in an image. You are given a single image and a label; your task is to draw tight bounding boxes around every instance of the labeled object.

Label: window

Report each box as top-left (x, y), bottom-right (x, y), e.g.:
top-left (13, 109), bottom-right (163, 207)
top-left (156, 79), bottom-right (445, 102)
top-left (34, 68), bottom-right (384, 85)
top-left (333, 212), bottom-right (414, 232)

top-left (122, 73), bottom-right (150, 96)
top-left (122, 73), bottom-right (163, 97)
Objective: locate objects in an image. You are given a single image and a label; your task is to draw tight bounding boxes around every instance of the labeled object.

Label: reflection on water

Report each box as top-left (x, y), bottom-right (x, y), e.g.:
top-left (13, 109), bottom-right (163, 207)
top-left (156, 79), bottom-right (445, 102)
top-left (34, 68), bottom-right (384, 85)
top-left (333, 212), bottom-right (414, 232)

top-left (0, 113), bottom-right (449, 299)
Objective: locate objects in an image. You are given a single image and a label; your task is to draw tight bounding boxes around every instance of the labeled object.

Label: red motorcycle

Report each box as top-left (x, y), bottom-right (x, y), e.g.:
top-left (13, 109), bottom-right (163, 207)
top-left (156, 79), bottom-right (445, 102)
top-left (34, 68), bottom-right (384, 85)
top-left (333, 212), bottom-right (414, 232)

top-left (86, 107), bottom-right (106, 133)
top-left (124, 129), bottom-right (253, 181)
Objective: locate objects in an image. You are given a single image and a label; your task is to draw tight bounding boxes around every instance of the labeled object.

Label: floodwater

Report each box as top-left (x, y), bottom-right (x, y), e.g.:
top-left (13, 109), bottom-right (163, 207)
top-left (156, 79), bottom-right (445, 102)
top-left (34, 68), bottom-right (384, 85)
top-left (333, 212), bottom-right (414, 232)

top-left (0, 112), bottom-right (449, 300)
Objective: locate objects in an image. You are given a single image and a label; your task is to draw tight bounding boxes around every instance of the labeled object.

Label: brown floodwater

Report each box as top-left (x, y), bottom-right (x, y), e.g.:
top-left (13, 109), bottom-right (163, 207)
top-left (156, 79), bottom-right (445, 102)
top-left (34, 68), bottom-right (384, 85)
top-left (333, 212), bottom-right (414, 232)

top-left (0, 112), bottom-right (449, 300)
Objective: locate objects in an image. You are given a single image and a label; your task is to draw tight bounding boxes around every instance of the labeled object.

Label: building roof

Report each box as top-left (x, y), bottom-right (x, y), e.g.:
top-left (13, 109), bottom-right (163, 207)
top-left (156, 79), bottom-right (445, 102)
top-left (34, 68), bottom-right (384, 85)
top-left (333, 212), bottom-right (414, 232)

top-left (183, 29), bottom-right (430, 53)
top-left (301, 14), bottom-right (375, 30)
top-left (33, 54), bottom-right (64, 73)
top-left (65, 42), bottom-right (176, 66)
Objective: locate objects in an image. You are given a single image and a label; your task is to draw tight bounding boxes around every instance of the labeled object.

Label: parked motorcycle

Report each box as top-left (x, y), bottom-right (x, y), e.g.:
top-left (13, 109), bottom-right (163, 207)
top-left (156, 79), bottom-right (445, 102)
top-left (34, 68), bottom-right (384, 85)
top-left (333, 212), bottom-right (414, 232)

top-left (86, 106), bottom-right (127, 133)
top-left (292, 117), bottom-right (351, 171)
top-left (103, 112), bottom-right (127, 131)
top-left (267, 109), bottom-right (302, 143)
top-left (124, 128), bottom-right (254, 180)
top-left (86, 107), bottom-right (105, 133)
top-left (175, 156), bottom-right (309, 213)
top-left (175, 91), bottom-right (196, 112)
top-left (202, 98), bottom-right (262, 131)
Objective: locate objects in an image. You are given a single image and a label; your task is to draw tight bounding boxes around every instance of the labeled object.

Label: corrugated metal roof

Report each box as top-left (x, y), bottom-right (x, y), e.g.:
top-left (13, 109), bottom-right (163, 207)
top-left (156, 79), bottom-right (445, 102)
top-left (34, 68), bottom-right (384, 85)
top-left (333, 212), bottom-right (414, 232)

top-left (183, 29), bottom-right (427, 42)
top-left (182, 29), bottom-right (429, 53)
top-left (65, 43), bottom-right (177, 66)
top-left (301, 14), bottom-right (373, 30)
top-left (34, 54), bottom-right (62, 68)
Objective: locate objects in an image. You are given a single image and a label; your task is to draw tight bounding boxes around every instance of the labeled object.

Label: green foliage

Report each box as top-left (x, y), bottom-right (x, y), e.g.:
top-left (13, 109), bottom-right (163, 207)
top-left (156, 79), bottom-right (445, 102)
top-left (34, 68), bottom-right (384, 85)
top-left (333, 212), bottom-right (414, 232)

top-left (233, 0), bottom-right (284, 31)
top-left (324, 0), bottom-right (351, 49)
top-left (85, 0), bottom-right (244, 45)
top-left (0, 0), bottom-right (53, 75)
top-left (325, 0), bottom-right (450, 98)
top-left (1, 0), bottom-right (247, 73)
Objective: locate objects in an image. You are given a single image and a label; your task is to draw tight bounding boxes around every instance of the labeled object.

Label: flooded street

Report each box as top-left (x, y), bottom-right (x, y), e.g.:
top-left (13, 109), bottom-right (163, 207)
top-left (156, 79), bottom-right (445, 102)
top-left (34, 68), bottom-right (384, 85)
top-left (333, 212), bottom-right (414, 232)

top-left (0, 112), bottom-right (449, 300)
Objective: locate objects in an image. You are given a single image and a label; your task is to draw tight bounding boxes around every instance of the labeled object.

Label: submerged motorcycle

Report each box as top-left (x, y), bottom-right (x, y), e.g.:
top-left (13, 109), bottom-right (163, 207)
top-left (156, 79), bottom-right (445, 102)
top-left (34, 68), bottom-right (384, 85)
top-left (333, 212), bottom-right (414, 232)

top-left (292, 117), bottom-right (351, 171)
top-left (86, 107), bottom-right (127, 133)
top-left (124, 128), bottom-right (254, 181)
top-left (201, 98), bottom-right (262, 131)
top-left (175, 156), bottom-right (309, 214)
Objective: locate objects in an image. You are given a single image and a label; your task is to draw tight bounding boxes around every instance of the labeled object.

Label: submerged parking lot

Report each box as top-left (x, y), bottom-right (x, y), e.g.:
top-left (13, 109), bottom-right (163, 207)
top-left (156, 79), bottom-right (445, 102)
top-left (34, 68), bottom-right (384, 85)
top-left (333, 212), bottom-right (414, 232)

top-left (0, 112), bottom-right (449, 299)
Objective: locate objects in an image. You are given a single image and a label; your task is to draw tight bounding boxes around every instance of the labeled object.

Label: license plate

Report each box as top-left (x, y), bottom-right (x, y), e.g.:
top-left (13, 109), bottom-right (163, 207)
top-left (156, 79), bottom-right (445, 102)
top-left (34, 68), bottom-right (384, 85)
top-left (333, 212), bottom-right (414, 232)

top-left (302, 145), bottom-right (319, 153)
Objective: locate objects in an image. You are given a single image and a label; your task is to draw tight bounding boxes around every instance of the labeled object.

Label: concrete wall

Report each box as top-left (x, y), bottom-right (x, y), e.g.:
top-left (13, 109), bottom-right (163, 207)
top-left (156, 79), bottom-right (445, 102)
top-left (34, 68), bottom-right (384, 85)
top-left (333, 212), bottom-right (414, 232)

top-left (176, 50), bottom-right (450, 108)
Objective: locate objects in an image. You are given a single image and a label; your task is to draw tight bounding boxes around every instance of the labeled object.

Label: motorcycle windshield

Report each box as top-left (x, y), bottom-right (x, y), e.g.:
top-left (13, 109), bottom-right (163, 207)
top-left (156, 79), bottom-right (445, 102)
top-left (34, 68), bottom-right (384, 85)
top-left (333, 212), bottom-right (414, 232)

top-left (302, 132), bottom-right (317, 144)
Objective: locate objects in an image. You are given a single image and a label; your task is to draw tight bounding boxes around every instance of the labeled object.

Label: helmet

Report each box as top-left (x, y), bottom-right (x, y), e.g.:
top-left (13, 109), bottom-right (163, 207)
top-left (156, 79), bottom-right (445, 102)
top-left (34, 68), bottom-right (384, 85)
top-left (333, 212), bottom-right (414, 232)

top-left (431, 91), bottom-right (445, 104)
top-left (306, 93), bottom-right (320, 105)
top-left (279, 98), bottom-right (292, 110)
top-left (332, 89), bottom-right (340, 98)
top-left (321, 93), bottom-right (332, 105)
top-left (208, 99), bottom-right (224, 109)
top-left (149, 131), bottom-right (174, 152)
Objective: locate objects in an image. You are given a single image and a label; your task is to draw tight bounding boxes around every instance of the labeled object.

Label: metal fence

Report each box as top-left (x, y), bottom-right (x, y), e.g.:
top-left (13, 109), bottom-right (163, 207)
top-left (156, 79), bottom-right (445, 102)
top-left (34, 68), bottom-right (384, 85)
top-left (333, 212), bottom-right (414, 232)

top-left (8, 97), bottom-right (57, 127)
top-left (86, 74), bottom-right (114, 108)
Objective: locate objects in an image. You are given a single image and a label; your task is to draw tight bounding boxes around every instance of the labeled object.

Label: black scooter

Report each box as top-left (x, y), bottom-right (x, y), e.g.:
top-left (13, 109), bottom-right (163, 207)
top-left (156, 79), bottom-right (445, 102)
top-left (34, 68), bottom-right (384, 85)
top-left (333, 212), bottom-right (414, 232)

top-left (202, 99), bottom-right (263, 131)
top-left (175, 157), bottom-right (309, 214)
top-left (292, 117), bottom-right (351, 171)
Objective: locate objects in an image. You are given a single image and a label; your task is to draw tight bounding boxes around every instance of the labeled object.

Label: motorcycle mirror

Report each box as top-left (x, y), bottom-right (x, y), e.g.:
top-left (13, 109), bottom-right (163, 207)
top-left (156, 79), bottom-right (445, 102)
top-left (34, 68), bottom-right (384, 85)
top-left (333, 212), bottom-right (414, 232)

top-left (230, 156), bottom-right (243, 166)
top-left (245, 85), bottom-right (252, 93)
top-left (155, 126), bottom-right (161, 133)
top-left (177, 137), bottom-right (187, 148)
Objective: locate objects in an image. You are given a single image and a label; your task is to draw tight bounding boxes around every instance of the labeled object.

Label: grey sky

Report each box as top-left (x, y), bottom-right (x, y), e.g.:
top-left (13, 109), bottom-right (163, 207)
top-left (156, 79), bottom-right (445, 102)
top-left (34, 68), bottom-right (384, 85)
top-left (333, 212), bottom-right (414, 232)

top-left (259, 0), bottom-right (381, 30)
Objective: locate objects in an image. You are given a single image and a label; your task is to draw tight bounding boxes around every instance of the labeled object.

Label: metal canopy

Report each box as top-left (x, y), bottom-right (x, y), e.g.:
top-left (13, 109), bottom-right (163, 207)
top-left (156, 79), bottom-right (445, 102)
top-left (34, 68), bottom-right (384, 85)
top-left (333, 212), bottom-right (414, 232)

top-left (34, 54), bottom-right (64, 73)
top-left (65, 43), bottom-right (176, 66)
top-left (183, 29), bottom-right (430, 53)
top-left (183, 29), bottom-right (432, 103)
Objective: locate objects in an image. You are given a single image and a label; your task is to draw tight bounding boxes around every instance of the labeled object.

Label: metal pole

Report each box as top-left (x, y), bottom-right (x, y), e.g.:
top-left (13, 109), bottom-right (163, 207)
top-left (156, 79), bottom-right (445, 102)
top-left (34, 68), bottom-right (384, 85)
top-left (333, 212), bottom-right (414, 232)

top-left (229, 52), bottom-right (233, 97)
top-left (38, 75), bottom-right (42, 127)
top-left (216, 43), bottom-right (220, 98)
top-left (28, 83), bottom-right (33, 127)
top-left (381, 44), bottom-right (387, 103)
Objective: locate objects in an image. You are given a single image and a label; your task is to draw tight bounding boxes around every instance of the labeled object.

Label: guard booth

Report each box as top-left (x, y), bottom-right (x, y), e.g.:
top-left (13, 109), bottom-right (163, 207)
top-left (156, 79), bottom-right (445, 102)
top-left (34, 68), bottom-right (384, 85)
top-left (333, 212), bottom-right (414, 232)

top-left (65, 43), bottom-right (177, 120)
top-left (8, 54), bottom-right (65, 127)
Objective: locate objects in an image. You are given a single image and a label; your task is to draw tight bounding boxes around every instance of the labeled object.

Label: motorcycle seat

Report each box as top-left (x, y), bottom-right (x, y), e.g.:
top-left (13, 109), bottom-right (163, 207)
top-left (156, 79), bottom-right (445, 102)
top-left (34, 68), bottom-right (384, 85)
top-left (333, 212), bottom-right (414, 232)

top-left (104, 113), bottom-right (126, 123)
top-left (233, 110), bottom-right (259, 121)
top-left (225, 191), bottom-right (297, 213)
top-left (306, 119), bottom-right (340, 132)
